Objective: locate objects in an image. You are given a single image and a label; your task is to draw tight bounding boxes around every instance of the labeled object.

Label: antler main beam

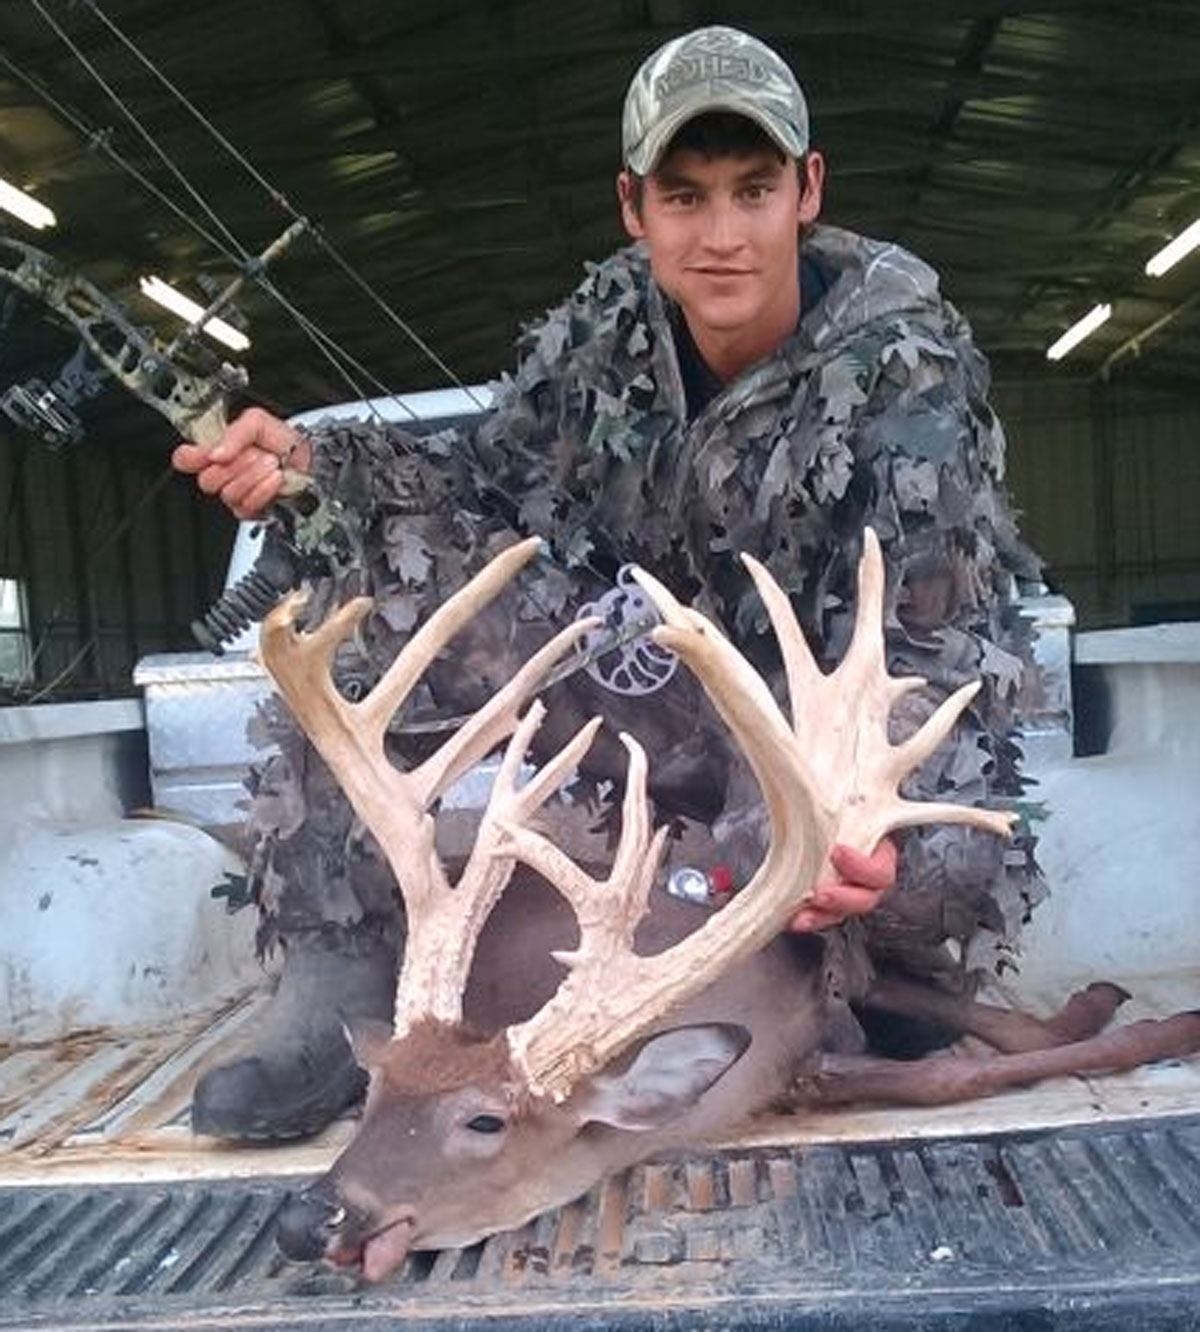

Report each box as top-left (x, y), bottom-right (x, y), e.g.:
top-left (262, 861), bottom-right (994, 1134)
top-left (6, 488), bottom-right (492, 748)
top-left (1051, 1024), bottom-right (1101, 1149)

top-left (504, 530), bottom-right (1015, 1101)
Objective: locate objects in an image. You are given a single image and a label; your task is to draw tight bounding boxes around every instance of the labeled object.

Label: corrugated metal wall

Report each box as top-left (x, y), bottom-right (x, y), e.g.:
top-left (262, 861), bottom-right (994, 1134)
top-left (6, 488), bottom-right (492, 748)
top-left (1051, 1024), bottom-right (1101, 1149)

top-left (997, 377), bottom-right (1200, 630)
top-left (0, 430), bottom-right (236, 702)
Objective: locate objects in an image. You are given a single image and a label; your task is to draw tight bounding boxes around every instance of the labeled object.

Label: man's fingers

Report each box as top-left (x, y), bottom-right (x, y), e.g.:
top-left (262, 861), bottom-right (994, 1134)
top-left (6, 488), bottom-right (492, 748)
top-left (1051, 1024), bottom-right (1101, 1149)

top-left (172, 441), bottom-right (209, 475)
top-left (786, 839), bottom-right (898, 935)
top-left (788, 904), bottom-right (842, 933)
top-left (210, 408), bottom-right (300, 465)
top-left (207, 407), bottom-right (263, 463)
top-left (227, 469), bottom-right (284, 520)
top-left (181, 441), bottom-right (285, 519)
top-left (829, 839), bottom-right (898, 892)
top-left (195, 463), bottom-right (229, 497)
top-left (193, 450), bottom-right (264, 502)
top-left (219, 450), bottom-right (283, 516)
top-left (172, 409), bottom-right (306, 523)
top-left (788, 884), bottom-right (887, 934)
top-left (810, 882), bottom-right (887, 919)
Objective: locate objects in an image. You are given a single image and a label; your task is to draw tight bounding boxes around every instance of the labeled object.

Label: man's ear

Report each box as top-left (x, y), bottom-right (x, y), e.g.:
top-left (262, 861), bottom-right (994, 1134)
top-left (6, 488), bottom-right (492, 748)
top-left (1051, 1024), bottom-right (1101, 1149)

top-left (617, 169), bottom-right (646, 240)
top-left (797, 150), bottom-right (826, 227)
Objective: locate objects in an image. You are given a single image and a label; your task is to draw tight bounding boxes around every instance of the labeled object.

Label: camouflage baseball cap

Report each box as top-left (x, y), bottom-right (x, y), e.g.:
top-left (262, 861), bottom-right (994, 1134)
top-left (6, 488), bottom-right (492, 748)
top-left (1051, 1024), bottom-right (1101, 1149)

top-left (622, 26), bottom-right (809, 175)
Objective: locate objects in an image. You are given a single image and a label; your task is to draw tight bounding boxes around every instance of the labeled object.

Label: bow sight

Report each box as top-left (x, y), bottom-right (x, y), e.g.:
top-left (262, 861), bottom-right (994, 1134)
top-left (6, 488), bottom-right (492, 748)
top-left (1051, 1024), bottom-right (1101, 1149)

top-left (0, 294), bottom-right (111, 449)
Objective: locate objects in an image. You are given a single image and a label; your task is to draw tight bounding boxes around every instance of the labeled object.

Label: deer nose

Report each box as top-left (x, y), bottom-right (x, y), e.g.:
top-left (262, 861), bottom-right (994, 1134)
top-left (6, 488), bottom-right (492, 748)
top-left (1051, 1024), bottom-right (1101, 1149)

top-left (276, 1187), bottom-right (348, 1261)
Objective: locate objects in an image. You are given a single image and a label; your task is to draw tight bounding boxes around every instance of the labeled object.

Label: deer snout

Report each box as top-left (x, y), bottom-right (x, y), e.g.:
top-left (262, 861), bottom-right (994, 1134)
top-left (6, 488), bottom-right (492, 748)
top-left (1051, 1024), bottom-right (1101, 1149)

top-left (276, 1185), bottom-right (353, 1262)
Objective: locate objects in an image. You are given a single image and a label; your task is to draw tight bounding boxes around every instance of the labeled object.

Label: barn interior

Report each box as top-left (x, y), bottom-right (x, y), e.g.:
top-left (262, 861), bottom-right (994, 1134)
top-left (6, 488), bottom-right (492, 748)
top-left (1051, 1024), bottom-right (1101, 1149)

top-left (0, 0), bottom-right (1198, 700)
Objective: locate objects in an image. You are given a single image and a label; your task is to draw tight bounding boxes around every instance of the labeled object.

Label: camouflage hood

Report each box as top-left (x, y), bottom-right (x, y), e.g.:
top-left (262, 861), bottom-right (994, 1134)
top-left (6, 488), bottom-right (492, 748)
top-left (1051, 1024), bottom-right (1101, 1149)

top-left (471, 225), bottom-right (1036, 656)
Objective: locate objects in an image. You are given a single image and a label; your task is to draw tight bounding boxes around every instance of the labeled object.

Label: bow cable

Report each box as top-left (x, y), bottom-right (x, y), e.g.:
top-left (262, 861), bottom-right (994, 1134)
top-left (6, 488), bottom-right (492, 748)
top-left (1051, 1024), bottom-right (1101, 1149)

top-left (20, 1), bottom-right (453, 427)
top-left (0, 46), bottom-right (391, 416)
top-left (3, 3), bottom-right (413, 691)
top-left (31, 0), bottom-right (250, 269)
top-left (27, 0), bottom-right (611, 551)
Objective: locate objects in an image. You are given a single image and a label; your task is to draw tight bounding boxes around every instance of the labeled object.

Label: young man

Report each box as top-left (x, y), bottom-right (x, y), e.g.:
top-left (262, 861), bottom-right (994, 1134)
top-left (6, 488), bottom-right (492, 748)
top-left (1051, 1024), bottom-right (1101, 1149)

top-left (174, 26), bottom-right (1041, 1141)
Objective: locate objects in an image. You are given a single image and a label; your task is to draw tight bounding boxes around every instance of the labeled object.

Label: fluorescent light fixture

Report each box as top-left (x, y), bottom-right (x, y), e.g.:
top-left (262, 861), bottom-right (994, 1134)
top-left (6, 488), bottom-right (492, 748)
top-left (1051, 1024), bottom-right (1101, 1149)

top-left (139, 275), bottom-right (250, 352)
top-left (1046, 302), bottom-right (1112, 361)
top-left (0, 176), bottom-right (56, 230)
top-left (1145, 217), bottom-right (1200, 278)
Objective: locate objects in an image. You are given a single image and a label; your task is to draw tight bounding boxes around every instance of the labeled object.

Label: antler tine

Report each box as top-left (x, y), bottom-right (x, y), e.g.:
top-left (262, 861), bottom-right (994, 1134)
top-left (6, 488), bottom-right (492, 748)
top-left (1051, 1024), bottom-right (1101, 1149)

top-left (505, 527), bottom-right (1014, 1103)
top-left (393, 702), bottom-right (609, 1034)
top-left (357, 537), bottom-right (546, 738)
top-left (840, 526), bottom-right (889, 676)
top-left (743, 528), bottom-right (1014, 850)
top-left (257, 591), bottom-right (380, 802)
top-left (493, 730), bottom-right (668, 938)
top-left (738, 529), bottom-right (890, 734)
top-left (258, 537), bottom-right (553, 845)
top-left (848, 676), bottom-right (1016, 850)
top-left (408, 615), bottom-right (599, 808)
top-left (630, 564), bottom-right (834, 855)
top-left (501, 729), bottom-right (675, 1092)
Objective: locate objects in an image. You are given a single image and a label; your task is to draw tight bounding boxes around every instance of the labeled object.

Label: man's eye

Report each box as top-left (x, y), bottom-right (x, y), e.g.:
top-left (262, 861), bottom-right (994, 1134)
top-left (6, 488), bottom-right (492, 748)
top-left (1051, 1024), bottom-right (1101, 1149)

top-left (465, 1113), bottom-right (506, 1134)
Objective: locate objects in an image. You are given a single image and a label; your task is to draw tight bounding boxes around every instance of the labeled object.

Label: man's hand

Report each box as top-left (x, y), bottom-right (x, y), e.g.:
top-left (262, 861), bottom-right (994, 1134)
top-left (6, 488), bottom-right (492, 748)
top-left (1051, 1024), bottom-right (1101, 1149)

top-left (171, 406), bottom-right (311, 520)
top-left (787, 837), bottom-right (898, 933)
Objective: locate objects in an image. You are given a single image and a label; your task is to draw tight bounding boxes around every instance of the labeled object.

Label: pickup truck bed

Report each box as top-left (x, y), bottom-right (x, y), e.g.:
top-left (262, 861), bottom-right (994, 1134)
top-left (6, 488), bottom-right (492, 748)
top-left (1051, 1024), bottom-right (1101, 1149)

top-left (2, 974), bottom-right (1198, 1331)
top-left (3, 581), bottom-right (1198, 1328)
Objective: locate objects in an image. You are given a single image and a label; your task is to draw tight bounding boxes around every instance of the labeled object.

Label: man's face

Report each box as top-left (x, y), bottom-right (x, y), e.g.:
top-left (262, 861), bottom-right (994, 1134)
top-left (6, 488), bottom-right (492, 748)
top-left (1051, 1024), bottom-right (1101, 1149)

top-left (618, 146), bottom-right (824, 360)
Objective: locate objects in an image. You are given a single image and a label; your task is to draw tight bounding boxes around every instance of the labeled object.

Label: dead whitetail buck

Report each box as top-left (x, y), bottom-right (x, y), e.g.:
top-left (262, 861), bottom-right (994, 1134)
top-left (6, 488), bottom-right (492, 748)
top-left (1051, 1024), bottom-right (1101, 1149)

top-left (255, 531), bottom-right (1200, 1282)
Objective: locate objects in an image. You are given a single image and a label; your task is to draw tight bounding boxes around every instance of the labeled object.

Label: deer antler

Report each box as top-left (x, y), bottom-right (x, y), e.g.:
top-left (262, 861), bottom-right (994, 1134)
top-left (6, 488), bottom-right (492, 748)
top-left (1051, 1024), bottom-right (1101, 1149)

top-left (258, 536), bottom-right (604, 1033)
top-left (502, 529), bottom-right (1014, 1100)
top-left (259, 526), bottom-right (1013, 1099)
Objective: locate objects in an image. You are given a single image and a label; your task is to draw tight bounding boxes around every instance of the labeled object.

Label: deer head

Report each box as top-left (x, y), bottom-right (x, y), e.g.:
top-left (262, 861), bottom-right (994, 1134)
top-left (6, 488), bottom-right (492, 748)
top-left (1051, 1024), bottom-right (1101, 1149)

top-left (257, 532), bottom-right (1012, 1280)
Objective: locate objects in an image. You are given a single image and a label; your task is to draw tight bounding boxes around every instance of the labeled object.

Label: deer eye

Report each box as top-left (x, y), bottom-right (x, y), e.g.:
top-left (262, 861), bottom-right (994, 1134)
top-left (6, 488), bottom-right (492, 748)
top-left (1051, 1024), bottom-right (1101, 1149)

top-left (464, 1113), bottom-right (506, 1135)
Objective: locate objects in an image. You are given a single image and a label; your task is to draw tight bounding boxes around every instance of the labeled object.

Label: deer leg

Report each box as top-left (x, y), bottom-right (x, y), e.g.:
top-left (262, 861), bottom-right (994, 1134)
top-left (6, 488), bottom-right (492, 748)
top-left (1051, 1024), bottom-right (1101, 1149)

top-left (795, 1011), bottom-right (1200, 1108)
top-left (861, 976), bottom-right (1130, 1054)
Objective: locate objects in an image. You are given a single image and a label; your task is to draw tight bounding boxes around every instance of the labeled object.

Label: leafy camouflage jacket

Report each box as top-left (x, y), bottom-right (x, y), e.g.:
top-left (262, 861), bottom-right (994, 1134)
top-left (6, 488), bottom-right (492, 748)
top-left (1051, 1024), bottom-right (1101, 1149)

top-left (258, 223), bottom-right (1045, 993)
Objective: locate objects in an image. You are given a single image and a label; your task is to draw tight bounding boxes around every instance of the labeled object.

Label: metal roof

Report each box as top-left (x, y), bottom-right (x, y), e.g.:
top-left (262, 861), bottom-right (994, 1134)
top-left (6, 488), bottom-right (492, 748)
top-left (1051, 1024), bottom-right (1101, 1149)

top-left (1, 0), bottom-right (1198, 440)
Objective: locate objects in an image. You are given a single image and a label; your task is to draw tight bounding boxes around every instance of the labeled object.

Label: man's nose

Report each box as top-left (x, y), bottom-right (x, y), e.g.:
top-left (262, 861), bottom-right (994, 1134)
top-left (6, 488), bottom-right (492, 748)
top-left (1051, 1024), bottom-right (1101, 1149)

top-left (701, 198), bottom-right (741, 251)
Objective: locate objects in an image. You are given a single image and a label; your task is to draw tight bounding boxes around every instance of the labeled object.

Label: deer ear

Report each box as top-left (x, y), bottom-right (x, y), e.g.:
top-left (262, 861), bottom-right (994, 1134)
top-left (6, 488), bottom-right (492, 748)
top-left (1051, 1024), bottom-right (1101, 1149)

top-left (570, 1023), bottom-right (751, 1131)
top-left (343, 1017), bottom-right (394, 1071)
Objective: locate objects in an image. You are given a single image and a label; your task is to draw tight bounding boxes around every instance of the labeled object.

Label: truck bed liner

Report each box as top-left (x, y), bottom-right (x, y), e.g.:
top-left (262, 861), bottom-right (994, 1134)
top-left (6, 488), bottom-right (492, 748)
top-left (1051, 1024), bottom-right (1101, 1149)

top-left (1, 1116), bottom-right (1198, 1330)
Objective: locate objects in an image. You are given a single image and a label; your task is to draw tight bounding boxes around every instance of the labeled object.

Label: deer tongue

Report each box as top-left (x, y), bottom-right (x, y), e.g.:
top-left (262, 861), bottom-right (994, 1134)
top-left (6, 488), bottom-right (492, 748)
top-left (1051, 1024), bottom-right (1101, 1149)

top-left (362, 1217), bottom-right (416, 1283)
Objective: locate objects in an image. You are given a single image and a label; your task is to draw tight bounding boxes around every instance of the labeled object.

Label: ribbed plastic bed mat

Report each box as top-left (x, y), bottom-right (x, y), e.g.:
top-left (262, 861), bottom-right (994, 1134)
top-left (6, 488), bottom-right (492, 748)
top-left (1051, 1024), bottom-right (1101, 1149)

top-left (2, 1115), bottom-right (1199, 1331)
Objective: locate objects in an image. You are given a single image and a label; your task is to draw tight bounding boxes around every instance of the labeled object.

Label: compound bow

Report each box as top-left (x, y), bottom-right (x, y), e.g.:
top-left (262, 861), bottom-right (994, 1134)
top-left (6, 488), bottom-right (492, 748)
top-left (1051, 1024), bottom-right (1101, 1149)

top-left (0, 226), bottom-right (349, 651)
